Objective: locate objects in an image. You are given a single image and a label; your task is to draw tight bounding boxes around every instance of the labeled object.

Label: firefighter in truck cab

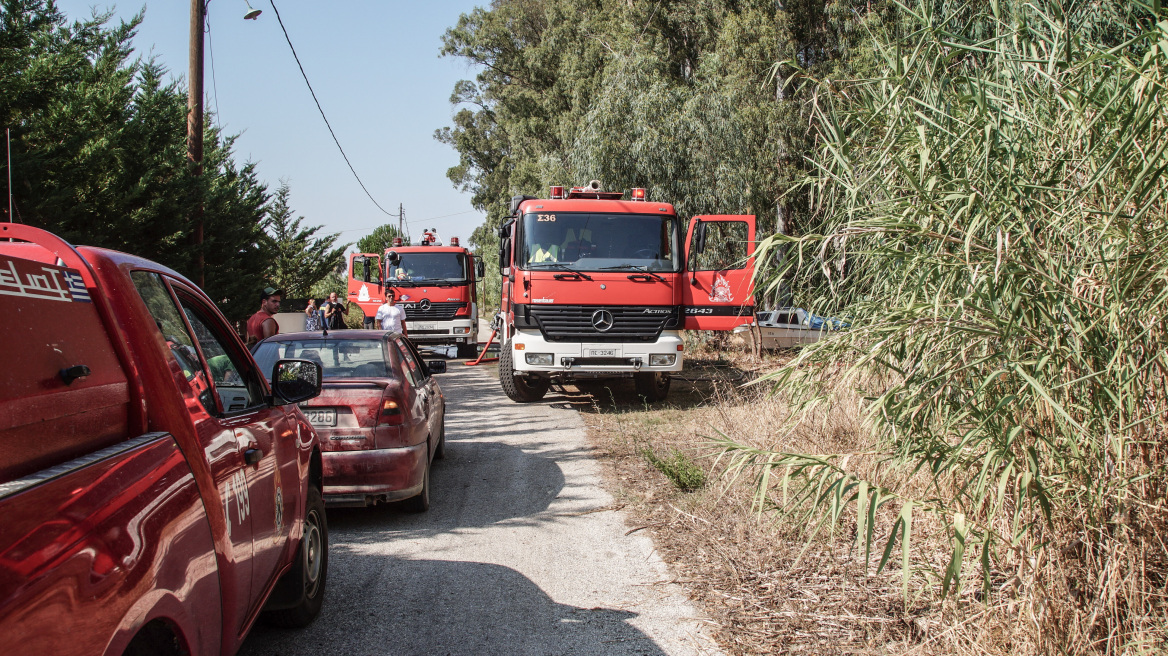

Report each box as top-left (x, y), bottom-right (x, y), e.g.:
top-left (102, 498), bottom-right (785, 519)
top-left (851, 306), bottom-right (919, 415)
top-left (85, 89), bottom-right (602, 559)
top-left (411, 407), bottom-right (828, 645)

top-left (494, 181), bottom-right (757, 404)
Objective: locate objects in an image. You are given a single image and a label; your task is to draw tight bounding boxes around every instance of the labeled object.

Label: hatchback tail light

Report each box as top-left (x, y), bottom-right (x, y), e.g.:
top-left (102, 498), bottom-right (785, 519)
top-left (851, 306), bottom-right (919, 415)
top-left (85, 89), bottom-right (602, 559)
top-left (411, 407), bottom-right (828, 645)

top-left (378, 397), bottom-right (404, 426)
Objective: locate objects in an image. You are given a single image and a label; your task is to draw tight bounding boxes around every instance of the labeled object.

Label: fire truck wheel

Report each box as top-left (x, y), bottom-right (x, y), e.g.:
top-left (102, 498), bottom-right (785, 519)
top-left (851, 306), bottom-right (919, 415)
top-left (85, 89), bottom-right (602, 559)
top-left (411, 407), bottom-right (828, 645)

top-left (634, 372), bottom-right (671, 402)
top-left (457, 342), bottom-right (478, 359)
top-left (263, 485), bottom-right (328, 628)
top-left (500, 339), bottom-right (551, 402)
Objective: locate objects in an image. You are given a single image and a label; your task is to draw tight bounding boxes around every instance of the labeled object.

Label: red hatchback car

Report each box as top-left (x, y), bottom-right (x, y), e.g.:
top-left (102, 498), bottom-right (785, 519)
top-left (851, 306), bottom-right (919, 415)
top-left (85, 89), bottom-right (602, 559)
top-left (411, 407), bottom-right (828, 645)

top-left (254, 331), bottom-right (446, 511)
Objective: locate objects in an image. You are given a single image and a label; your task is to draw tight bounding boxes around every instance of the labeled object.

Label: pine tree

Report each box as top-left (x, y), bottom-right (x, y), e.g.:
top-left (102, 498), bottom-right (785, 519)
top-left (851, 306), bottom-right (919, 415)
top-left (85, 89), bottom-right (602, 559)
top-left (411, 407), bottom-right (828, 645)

top-left (260, 182), bottom-right (347, 299)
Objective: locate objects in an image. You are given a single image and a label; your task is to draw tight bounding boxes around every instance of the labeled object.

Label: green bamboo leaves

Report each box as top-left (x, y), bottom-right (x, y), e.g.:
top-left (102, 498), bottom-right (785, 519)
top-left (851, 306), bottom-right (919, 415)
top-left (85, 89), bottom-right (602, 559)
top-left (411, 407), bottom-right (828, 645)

top-left (720, 0), bottom-right (1168, 610)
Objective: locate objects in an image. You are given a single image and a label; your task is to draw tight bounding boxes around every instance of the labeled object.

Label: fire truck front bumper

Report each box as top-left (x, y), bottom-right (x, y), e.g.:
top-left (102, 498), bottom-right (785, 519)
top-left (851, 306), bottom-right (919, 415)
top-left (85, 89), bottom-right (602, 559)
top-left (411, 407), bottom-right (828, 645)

top-left (510, 329), bottom-right (684, 374)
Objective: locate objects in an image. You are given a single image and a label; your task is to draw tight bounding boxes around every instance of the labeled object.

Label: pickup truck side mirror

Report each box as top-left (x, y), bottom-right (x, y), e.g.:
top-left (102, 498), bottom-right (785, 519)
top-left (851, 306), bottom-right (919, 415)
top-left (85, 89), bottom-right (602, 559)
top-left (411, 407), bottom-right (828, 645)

top-left (424, 359), bottom-right (447, 375)
top-left (271, 359), bottom-right (323, 405)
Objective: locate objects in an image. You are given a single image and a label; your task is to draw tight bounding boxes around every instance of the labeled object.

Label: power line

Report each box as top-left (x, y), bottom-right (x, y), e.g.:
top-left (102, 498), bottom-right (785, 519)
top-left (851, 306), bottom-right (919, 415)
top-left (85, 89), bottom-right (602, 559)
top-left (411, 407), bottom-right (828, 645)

top-left (205, 15), bottom-right (221, 132)
top-left (267, 0), bottom-right (395, 218)
top-left (334, 209), bottom-right (482, 235)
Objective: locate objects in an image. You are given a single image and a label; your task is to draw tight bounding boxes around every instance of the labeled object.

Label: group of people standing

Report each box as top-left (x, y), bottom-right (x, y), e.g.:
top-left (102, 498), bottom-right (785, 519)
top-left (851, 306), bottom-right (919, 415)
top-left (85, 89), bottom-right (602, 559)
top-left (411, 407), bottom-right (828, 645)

top-left (247, 287), bottom-right (409, 347)
top-left (304, 292), bottom-right (349, 331)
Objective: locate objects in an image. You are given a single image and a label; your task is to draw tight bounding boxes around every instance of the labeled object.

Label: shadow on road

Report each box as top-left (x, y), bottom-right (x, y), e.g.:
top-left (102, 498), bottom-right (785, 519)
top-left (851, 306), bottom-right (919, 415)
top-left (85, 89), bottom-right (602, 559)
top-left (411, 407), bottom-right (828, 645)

top-left (242, 557), bottom-right (668, 656)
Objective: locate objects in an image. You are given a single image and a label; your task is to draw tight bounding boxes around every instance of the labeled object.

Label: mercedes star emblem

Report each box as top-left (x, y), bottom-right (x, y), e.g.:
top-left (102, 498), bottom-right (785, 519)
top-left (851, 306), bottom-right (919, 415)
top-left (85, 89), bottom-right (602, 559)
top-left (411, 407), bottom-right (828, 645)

top-left (591, 309), bottom-right (614, 332)
top-left (419, 299), bottom-right (431, 311)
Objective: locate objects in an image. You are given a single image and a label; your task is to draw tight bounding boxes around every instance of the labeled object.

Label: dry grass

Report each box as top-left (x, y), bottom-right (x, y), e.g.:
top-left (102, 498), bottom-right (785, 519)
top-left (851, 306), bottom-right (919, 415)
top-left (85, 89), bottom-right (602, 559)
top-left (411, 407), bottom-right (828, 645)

top-left (568, 341), bottom-right (1168, 655)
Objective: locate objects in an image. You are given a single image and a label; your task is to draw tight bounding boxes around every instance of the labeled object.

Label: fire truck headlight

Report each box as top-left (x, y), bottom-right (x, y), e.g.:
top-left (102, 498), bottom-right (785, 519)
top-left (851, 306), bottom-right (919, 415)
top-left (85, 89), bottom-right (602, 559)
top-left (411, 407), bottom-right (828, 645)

top-left (525, 353), bottom-right (554, 366)
top-left (649, 354), bottom-right (676, 367)
top-left (453, 327), bottom-right (470, 334)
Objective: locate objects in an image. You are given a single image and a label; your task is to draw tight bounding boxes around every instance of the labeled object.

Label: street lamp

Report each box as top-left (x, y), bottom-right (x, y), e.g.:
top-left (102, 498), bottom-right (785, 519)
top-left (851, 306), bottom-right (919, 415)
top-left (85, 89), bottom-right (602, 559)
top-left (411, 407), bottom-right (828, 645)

top-left (188, 0), bottom-right (259, 288)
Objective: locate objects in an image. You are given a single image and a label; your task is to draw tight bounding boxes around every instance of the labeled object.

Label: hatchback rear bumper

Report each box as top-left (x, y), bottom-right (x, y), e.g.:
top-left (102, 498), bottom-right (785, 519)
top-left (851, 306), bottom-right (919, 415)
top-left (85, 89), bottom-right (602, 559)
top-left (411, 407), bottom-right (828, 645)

top-left (321, 442), bottom-right (426, 505)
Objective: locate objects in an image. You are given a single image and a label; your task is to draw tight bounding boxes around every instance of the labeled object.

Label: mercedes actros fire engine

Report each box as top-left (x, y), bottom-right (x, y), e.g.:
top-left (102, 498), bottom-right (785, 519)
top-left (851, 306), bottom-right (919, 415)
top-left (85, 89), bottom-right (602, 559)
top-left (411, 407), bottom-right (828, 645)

top-left (348, 230), bottom-right (485, 357)
top-left (495, 181), bottom-right (757, 402)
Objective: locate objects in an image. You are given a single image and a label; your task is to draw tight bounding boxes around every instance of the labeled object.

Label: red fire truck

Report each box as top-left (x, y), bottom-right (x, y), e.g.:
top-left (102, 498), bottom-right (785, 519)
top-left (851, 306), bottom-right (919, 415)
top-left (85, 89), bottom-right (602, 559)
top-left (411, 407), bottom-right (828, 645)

top-left (347, 230), bottom-right (485, 357)
top-left (495, 181), bottom-right (757, 403)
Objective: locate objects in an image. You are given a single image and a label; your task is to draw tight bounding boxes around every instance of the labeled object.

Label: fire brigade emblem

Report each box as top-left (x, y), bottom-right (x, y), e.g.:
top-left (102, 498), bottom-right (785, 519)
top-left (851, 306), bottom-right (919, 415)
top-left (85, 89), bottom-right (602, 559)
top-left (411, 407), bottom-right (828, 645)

top-left (709, 274), bottom-right (733, 303)
top-left (274, 467), bottom-right (284, 532)
top-left (358, 284), bottom-right (370, 302)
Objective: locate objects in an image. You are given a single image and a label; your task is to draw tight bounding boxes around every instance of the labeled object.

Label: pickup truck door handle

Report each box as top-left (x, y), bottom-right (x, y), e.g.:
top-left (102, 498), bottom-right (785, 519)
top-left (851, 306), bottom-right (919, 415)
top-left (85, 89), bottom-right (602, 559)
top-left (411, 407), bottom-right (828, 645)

top-left (244, 448), bottom-right (262, 466)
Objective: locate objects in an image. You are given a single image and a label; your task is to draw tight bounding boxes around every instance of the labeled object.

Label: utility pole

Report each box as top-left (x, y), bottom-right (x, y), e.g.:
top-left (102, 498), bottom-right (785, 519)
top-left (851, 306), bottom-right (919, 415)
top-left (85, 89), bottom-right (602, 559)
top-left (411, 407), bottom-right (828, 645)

top-left (188, 0), bottom-right (205, 287)
top-left (398, 203), bottom-right (403, 238)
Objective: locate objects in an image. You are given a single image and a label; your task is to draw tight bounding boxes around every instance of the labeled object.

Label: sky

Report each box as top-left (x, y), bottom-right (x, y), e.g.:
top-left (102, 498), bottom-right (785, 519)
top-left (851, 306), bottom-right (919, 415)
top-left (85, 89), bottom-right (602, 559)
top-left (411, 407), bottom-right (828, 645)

top-left (54, 0), bottom-right (488, 250)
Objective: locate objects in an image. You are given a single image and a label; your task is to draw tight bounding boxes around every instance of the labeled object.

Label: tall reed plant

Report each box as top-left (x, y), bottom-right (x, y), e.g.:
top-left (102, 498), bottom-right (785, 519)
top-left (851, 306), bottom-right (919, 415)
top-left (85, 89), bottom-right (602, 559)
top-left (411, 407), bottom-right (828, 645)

top-left (720, 0), bottom-right (1168, 650)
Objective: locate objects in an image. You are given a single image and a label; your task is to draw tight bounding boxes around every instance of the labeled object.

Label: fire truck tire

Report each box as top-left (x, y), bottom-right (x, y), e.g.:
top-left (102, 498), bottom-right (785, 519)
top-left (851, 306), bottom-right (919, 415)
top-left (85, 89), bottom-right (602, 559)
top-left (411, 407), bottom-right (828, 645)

top-left (500, 339), bottom-right (550, 402)
top-left (263, 485), bottom-right (328, 628)
top-left (634, 372), bottom-right (671, 402)
top-left (457, 342), bottom-right (478, 359)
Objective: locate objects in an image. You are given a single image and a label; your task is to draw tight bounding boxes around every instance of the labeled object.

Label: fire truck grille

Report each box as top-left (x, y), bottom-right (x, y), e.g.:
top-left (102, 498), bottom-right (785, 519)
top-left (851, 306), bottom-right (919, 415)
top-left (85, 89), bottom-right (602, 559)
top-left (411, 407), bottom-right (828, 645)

top-left (402, 302), bottom-right (464, 321)
top-left (529, 306), bottom-right (678, 343)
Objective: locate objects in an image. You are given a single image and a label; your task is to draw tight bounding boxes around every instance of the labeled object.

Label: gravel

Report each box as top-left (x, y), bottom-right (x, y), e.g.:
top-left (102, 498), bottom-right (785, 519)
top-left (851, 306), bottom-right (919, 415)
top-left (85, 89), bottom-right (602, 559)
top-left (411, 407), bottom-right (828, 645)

top-left (241, 363), bottom-right (721, 656)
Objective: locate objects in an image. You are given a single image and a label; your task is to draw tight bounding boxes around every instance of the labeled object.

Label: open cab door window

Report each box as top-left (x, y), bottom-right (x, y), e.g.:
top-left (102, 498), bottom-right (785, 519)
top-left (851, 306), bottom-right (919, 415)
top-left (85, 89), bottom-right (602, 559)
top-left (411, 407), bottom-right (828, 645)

top-left (681, 215), bottom-right (757, 330)
top-left (348, 253), bottom-right (382, 303)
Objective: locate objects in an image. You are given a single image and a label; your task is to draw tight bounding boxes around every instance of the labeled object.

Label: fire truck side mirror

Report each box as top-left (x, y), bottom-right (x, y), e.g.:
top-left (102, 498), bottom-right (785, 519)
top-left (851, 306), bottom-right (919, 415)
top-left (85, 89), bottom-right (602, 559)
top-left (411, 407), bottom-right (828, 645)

top-left (385, 250), bottom-right (401, 266)
top-left (694, 220), bottom-right (708, 254)
top-left (475, 258), bottom-right (486, 279)
top-left (498, 238), bottom-right (510, 274)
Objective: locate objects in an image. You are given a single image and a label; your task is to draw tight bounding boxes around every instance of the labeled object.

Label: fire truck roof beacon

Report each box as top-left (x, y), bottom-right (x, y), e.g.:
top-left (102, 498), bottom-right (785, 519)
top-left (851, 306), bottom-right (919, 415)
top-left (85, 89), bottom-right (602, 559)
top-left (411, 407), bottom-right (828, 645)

top-left (450, 237), bottom-right (460, 247)
top-left (550, 186), bottom-right (565, 199)
top-left (631, 188), bottom-right (647, 201)
top-left (392, 237), bottom-right (403, 247)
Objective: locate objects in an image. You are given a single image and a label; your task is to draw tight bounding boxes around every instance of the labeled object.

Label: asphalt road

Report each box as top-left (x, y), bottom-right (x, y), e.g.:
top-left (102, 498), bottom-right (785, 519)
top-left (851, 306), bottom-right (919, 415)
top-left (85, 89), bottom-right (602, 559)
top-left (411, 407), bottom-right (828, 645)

top-left (241, 363), bottom-right (721, 656)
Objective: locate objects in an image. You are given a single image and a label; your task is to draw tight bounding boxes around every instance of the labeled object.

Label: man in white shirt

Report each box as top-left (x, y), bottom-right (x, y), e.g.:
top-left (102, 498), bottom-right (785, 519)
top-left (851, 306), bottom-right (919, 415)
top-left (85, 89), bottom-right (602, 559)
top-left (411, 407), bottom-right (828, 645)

top-left (374, 290), bottom-right (408, 337)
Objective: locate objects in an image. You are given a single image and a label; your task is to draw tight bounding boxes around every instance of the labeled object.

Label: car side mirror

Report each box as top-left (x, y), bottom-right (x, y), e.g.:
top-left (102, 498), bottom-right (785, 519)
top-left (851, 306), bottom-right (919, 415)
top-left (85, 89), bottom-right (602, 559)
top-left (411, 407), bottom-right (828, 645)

top-left (424, 359), bottom-right (447, 375)
top-left (271, 359), bottom-right (323, 405)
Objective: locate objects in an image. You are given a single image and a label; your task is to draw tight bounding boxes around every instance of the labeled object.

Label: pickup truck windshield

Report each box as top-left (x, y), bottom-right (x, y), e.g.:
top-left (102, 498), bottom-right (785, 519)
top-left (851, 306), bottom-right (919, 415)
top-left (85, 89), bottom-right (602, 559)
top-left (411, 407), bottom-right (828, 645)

top-left (519, 212), bottom-right (678, 272)
top-left (386, 252), bottom-right (468, 284)
top-left (254, 339), bottom-right (394, 380)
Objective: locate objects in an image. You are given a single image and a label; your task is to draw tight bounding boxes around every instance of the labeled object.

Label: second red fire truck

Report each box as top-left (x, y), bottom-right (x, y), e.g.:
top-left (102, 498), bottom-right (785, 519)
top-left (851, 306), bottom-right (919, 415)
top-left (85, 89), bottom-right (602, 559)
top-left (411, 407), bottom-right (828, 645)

top-left (495, 181), bottom-right (757, 403)
top-left (347, 231), bottom-right (485, 358)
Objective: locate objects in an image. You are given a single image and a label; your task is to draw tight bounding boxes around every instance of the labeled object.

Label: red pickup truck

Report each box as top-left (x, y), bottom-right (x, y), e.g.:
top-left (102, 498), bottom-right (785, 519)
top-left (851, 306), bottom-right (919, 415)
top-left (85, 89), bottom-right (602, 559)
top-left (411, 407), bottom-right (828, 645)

top-left (0, 224), bottom-right (329, 655)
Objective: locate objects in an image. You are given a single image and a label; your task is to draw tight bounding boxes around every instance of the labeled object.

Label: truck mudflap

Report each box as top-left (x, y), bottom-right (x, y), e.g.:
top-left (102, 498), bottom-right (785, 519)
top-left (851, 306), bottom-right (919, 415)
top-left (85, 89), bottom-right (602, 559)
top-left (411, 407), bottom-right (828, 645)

top-left (0, 433), bottom-right (222, 656)
top-left (681, 215), bottom-right (758, 331)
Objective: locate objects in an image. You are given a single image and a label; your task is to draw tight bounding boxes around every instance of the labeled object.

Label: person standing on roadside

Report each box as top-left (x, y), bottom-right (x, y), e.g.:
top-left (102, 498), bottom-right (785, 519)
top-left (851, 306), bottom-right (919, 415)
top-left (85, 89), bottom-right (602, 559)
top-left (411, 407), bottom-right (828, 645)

top-left (321, 292), bottom-right (348, 330)
top-left (304, 298), bottom-right (321, 331)
top-left (247, 287), bottom-right (282, 347)
top-left (374, 289), bottom-right (408, 338)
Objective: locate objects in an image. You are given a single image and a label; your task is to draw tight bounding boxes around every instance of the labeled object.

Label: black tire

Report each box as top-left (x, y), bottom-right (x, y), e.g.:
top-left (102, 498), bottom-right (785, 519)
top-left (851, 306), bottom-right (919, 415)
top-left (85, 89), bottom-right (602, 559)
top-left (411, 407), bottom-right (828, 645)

top-left (403, 458), bottom-right (431, 513)
top-left (634, 371), bottom-right (671, 402)
top-left (263, 486), bottom-right (328, 628)
top-left (456, 342), bottom-right (478, 359)
top-left (434, 422), bottom-right (446, 460)
top-left (499, 339), bottom-right (551, 402)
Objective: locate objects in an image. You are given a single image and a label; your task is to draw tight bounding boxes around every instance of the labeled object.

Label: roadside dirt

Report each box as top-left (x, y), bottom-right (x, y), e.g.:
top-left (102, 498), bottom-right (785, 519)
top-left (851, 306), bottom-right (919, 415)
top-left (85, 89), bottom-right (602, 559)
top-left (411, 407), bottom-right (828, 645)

top-left (563, 352), bottom-right (926, 655)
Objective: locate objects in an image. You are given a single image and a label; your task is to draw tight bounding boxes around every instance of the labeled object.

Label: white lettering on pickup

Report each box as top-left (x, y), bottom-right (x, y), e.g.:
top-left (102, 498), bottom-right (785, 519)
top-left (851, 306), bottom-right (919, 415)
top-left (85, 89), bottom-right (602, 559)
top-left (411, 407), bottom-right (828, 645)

top-left (222, 469), bottom-right (250, 535)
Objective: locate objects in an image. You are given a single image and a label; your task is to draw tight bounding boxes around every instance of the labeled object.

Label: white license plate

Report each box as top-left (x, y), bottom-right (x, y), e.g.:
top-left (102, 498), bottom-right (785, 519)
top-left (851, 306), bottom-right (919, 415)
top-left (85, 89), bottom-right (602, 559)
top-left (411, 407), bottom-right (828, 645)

top-left (304, 408), bottom-right (336, 426)
top-left (586, 349), bottom-right (618, 357)
top-left (412, 322), bottom-right (437, 330)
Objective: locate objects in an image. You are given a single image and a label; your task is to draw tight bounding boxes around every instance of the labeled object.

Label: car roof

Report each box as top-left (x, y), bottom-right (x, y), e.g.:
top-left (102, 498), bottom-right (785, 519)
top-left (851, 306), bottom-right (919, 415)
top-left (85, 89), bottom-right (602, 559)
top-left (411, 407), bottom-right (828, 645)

top-left (263, 330), bottom-right (404, 342)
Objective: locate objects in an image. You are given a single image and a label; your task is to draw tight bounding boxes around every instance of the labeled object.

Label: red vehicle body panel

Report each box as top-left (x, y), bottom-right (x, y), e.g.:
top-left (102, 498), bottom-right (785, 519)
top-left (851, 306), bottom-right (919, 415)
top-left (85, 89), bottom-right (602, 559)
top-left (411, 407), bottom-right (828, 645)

top-left (0, 224), bottom-right (323, 656)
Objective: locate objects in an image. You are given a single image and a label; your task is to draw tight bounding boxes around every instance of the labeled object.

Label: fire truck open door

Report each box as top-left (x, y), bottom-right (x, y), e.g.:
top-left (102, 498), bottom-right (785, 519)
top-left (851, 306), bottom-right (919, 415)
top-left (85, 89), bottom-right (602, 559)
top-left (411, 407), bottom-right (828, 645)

top-left (681, 215), bottom-right (757, 331)
top-left (348, 253), bottom-right (383, 303)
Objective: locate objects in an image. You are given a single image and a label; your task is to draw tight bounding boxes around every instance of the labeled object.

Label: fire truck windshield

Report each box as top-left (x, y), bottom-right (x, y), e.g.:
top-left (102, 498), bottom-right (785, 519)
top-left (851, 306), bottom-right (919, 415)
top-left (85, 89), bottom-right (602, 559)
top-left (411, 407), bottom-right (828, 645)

top-left (519, 212), bottom-right (678, 272)
top-left (386, 252), bottom-right (468, 284)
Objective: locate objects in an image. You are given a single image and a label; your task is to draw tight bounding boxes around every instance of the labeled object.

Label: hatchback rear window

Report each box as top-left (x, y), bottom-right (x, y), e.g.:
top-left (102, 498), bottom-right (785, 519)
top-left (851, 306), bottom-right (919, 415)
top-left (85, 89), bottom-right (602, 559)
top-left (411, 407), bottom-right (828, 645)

top-left (254, 339), bottom-right (394, 381)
